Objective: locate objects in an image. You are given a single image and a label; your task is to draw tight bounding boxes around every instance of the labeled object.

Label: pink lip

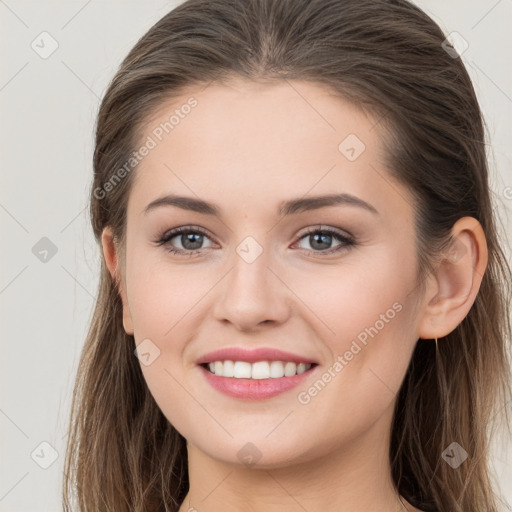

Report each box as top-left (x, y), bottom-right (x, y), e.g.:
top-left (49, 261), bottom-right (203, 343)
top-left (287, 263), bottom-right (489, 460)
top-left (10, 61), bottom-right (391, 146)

top-left (199, 364), bottom-right (318, 400)
top-left (196, 347), bottom-right (318, 365)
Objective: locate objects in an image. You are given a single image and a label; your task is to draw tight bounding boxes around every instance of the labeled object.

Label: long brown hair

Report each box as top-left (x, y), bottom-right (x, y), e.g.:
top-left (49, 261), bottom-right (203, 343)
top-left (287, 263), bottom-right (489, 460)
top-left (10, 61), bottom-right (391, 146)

top-left (63, 0), bottom-right (512, 510)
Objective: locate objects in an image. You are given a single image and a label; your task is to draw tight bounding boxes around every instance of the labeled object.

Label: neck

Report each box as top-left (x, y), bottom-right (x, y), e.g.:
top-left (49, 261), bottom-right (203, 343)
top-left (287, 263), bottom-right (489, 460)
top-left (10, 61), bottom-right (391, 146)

top-left (177, 404), bottom-right (411, 512)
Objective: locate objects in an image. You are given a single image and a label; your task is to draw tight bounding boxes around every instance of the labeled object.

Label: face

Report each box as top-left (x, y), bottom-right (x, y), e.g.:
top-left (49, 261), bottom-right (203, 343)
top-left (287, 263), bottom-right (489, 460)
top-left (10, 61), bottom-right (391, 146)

top-left (109, 78), bottom-right (427, 468)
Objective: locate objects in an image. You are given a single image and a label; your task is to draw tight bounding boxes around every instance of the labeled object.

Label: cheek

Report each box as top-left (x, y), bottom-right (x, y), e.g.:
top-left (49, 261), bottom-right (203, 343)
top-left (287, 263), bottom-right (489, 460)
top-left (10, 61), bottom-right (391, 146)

top-left (296, 248), bottom-right (414, 337)
top-left (126, 258), bottom-right (198, 433)
top-left (126, 245), bottom-right (208, 337)
top-left (291, 276), bottom-right (418, 453)
top-left (297, 245), bottom-right (419, 389)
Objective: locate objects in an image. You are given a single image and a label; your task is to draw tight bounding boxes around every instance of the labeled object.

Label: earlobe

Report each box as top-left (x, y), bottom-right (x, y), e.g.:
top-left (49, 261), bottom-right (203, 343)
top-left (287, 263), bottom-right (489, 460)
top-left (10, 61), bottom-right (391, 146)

top-left (417, 216), bottom-right (488, 340)
top-left (100, 226), bottom-right (134, 336)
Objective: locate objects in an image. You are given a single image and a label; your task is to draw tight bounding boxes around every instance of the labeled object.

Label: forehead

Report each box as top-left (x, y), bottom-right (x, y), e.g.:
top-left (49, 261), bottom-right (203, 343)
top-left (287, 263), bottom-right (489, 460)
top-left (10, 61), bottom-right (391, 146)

top-left (127, 79), bottom-right (414, 223)
top-left (139, 78), bottom-right (376, 160)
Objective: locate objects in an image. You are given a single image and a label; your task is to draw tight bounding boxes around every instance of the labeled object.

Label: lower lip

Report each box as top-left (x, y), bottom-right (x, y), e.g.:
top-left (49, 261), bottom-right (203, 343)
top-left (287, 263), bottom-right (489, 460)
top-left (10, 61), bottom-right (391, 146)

top-left (199, 364), bottom-right (317, 400)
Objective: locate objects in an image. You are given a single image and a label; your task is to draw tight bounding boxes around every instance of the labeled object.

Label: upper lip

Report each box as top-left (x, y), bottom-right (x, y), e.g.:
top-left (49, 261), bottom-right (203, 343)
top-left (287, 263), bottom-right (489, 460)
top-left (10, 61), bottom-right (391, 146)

top-left (196, 347), bottom-right (318, 365)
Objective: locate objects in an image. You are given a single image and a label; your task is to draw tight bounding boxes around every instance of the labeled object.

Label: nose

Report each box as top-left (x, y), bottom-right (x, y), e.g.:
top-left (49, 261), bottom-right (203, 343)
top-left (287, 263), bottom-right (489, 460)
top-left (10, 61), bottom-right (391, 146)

top-left (212, 243), bottom-right (291, 331)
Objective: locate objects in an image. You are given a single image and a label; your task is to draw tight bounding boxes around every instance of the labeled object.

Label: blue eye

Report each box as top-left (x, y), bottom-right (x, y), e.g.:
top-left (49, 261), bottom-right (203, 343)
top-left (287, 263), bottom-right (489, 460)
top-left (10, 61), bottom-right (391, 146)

top-left (154, 225), bottom-right (356, 257)
top-left (155, 226), bottom-right (214, 256)
top-left (295, 227), bottom-right (355, 255)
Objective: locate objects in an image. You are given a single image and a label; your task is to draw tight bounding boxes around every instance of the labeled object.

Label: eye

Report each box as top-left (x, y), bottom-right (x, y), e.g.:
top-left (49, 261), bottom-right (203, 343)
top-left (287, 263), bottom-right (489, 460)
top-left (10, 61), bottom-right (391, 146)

top-left (155, 226), bottom-right (215, 256)
top-left (293, 226), bottom-right (356, 256)
top-left (154, 225), bottom-right (356, 257)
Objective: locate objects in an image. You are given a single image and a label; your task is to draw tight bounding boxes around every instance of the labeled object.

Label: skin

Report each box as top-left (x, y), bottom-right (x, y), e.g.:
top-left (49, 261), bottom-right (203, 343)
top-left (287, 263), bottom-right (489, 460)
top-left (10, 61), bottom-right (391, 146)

top-left (101, 78), bottom-right (488, 512)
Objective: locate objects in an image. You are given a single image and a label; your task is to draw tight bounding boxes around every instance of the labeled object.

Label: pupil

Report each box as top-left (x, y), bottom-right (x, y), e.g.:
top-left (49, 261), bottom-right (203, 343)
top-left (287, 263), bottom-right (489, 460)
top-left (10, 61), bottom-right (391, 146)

top-left (311, 233), bottom-right (331, 250)
top-left (183, 233), bottom-right (202, 250)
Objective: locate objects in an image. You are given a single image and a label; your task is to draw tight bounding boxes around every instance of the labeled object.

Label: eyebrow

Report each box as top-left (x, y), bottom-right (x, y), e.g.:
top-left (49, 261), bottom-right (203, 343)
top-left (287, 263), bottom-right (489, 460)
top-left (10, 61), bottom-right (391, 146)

top-left (143, 192), bottom-right (379, 217)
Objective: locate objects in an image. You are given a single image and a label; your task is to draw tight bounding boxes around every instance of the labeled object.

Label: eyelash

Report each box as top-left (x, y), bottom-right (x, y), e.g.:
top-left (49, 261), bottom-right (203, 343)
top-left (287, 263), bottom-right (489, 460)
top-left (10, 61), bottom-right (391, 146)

top-left (154, 225), bottom-right (356, 257)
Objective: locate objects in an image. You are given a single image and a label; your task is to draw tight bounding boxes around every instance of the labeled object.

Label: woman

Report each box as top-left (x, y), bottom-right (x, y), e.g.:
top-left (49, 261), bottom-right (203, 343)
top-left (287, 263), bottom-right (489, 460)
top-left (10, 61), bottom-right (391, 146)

top-left (63, 0), bottom-right (512, 511)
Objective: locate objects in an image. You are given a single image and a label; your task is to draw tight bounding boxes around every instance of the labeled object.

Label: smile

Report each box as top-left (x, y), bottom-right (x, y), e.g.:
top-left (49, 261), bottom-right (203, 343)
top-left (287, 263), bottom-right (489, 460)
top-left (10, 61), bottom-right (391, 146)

top-left (199, 361), bottom-right (318, 400)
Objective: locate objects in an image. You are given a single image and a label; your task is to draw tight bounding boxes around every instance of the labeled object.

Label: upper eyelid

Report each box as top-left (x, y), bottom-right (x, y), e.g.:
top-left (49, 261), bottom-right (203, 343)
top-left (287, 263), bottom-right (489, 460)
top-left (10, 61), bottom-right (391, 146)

top-left (299, 225), bottom-right (354, 239)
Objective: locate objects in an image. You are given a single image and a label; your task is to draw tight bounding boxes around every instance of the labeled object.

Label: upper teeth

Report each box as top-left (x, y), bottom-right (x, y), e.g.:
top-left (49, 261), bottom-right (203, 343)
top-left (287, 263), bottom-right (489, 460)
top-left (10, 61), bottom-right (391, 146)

top-left (207, 360), bottom-right (312, 379)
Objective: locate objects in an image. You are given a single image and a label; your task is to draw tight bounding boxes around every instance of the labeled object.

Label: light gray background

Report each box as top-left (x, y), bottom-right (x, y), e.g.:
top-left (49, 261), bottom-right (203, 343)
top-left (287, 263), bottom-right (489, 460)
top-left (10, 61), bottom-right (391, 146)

top-left (1, 1), bottom-right (511, 510)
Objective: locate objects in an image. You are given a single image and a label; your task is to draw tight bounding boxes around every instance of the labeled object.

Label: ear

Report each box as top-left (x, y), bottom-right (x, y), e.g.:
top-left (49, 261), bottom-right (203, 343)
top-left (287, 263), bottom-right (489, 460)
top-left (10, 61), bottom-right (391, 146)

top-left (417, 216), bottom-right (488, 340)
top-left (101, 226), bottom-right (134, 336)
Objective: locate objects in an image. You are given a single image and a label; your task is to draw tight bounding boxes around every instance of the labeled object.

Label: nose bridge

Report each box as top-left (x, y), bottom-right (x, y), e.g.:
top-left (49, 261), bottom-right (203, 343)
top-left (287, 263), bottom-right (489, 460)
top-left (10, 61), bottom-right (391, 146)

top-left (213, 233), bottom-right (290, 328)
top-left (230, 233), bottom-right (276, 302)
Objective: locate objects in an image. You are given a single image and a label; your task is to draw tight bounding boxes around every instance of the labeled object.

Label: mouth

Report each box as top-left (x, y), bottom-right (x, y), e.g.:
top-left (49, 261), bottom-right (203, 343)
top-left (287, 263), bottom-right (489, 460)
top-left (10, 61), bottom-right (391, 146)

top-left (198, 360), bottom-right (320, 400)
top-left (196, 347), bottom-right (319, 399)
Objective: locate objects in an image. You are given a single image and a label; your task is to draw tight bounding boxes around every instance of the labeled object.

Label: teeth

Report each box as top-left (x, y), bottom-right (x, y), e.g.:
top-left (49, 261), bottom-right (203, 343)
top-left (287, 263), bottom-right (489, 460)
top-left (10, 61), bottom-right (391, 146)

top-left (205, 360), bottom-right (313, 379)
top-left (234, 361), bottom-right (252, 378)
top-left (284, 362), bottom-right (297, 376)
top-left (222, 360), bottom-right (234, 377)
top-left (251, 361), bottom-right (269, 379)
top-left (296, 363), bottom-right (307, 374)
top-left (270, 361), bottom-right (284, 378)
